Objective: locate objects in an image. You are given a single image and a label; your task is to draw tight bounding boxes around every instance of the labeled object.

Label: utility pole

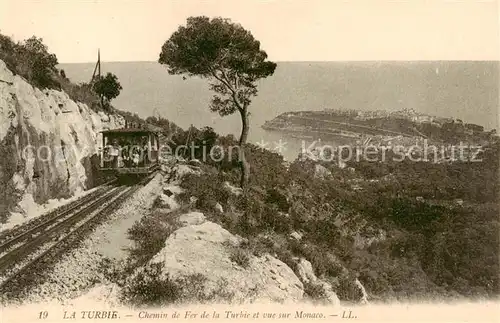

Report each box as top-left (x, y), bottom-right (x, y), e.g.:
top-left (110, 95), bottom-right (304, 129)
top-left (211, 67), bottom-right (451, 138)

top-left (90, 49), bottom-right (104, 108)
top-left (90, 49), bottom-right (101, 84)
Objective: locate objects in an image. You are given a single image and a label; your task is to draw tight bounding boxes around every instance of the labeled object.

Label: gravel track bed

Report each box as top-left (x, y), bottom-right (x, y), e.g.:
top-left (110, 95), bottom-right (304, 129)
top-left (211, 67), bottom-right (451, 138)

top-left (0, 187), bottom-right (126, 287)
top-left (0, 184), bottom-right (111, 242)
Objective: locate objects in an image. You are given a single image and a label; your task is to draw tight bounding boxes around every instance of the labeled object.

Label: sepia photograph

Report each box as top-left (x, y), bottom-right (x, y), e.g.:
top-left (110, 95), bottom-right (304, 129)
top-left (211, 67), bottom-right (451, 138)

top-left (0, 0), bottom-right (499, 322)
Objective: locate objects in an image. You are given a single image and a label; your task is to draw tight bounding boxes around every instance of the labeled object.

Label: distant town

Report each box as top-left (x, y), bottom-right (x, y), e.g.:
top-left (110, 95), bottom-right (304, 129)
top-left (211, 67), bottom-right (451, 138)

top-left (262, 107), bottom-right (498, 164)
top-left (263, 107), bottom-right (496, 144)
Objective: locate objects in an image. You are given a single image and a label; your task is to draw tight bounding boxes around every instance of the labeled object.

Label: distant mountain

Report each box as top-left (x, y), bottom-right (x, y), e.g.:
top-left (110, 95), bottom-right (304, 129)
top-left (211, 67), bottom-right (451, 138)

top-left (59, 61), bottom-right (499, 139)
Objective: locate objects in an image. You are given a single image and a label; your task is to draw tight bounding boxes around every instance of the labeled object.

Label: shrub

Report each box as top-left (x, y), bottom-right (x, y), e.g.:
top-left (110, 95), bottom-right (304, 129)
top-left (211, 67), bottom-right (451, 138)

top-left (121, 262), bottom-right (182, 306)
top-left (99, 257), bottom-right (130, 287)
top-left (303, 281), bottom-right (327, 301)
top-left (0, 33), bottom-right (107, 110)
top-left (301, 244), bottom-right (337, 278)
top-left (336, 275), bottom-right (365, 302)
top-left (265, 188), bottom-right (290, 212)
top-left (121, 262), bottom-right (237, 306)
top-left (177, 172), bottom-right (231, 213)
top-left (151, 195), bottom-right (163, 209)
top-left (127, 212), bottom-right (176, 265)
top-left (179, 274), bottom-right (236, 304)
top-left (61, 81), bottom-right (100, 109)
top-left (229, 248), bottom-right (251, 268)
top-left (10, 36), bottom-right (59, 89)
top-left (275, 249), bottom-right (297, 271)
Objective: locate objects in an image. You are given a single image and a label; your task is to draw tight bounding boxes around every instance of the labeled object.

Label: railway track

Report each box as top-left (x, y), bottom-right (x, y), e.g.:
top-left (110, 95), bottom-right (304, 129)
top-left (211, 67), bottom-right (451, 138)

top-left (0, 179), bottom-right (117, 244)
top-left (0, 173), bottom-right (157, 298)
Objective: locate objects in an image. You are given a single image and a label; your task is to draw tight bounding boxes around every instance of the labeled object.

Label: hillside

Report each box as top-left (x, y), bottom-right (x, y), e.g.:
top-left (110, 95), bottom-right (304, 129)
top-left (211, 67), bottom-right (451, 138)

top-left (105, 122), bottom-right (499, 306)
top-left (0, 34), bottom-right (127, 229)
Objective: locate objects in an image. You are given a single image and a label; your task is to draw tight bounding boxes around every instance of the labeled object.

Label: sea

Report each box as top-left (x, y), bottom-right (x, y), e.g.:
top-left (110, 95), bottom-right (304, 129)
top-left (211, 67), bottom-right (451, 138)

top-left (60, 61), bottom-right (499, 160)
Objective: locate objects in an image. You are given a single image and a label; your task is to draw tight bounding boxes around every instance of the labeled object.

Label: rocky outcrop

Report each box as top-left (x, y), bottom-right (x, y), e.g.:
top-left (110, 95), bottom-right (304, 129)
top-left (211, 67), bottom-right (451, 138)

top-left (0, 59), bottom-right (124, 228)
top-left (146, 212), bottom-right (305, 304)
top-left (354, 278), bottom-right (369, 304)
top-left (296, 258), bottom-right (317, 284)
top-left (314, 164), bottom-right (332, 179)
top-left (174, 164), bottom-right (201, 179)
top-left (224, 181), bottom-right (243, 196)
top-left (289, 231), bottom-right (303, 241)
top-left (214, 202), bottom-right (224, 213)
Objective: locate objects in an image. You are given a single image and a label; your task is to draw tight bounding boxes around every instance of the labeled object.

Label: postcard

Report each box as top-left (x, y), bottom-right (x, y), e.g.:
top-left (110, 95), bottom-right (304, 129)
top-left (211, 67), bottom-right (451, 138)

top-left (0, 1), bottom-right (498, 322)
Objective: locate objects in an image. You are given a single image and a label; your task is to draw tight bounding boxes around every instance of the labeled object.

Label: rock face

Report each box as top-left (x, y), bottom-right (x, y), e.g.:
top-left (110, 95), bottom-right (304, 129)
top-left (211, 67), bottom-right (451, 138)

top-left (224, 181), bottom-right (243, 196)
top-left (0, 59), bottom-right (124, 227)
top-left (178, 211), bottom-right (205, 226)
top-left (296, 258), bottom-right (317, 284)
top-left (289, 231), bottom-right (303, 241)
top-left (214, 202), bottom-right (224, 213)
top-left (174, 164), bottom-right (201, 179)
top-left (354, 278), bottom-right (369, 304)
top-left (148, 212), bottom-right (304, 304)
top-left (294, 258), bottom-right (340, 305)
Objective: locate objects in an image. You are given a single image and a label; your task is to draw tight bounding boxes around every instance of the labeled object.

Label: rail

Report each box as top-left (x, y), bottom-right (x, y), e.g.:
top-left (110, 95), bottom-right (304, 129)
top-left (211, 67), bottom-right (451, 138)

top-left (0, 179), bottom-right (117, 244)
top-left (0, 172), bottom-right (156, 298)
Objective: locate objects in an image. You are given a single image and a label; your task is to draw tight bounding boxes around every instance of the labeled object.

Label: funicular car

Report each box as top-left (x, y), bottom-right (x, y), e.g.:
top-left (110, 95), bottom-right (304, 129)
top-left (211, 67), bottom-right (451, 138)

top-left (99, 127), bottom-right (160, 180)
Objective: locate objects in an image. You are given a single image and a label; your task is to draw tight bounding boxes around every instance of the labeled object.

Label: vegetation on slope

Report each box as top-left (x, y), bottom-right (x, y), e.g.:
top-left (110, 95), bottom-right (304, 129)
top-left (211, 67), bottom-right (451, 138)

top-left (130, 119), bottom-right (499, 303)
top-left (0, 33), bottom-right (124, 112)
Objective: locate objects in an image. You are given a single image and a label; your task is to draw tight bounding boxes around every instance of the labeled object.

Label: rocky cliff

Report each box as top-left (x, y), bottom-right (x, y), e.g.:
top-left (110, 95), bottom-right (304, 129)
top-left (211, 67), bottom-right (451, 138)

top-left (0, 59), bottom-right (124, 229)
top-left (148, 211), bottom-right (305, 304)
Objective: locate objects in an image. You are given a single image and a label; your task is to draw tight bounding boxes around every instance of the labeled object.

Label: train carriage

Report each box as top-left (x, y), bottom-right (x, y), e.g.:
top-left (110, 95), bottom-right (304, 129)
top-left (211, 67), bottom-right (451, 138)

top-left (99, 128), bottom-right (160, 181)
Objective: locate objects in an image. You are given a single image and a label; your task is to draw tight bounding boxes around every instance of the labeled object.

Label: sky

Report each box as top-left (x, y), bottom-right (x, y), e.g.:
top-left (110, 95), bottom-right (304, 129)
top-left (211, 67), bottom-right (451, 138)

top-left (0, 0), bottom-right (499, 63)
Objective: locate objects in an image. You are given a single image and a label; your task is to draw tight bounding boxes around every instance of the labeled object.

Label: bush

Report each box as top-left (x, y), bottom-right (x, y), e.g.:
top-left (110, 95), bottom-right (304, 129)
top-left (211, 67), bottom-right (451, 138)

top-left (2, 35), bottom-right (59, 89)
top-left (303, 281), bottom-right (327, 301)
top-left (180, 275), bottom-right (237, 304)
top-left (127, 212), bottom-right (177, 264)
top-left (336, 276), bottom-right (365, 302)
top-left (61, 81), bottom-right (100, 109)
top-left (177, 172), bottom-right (231, 213)
top-left (120, 262), bottom-right (237, 306)
top-left (121, 262), bottom-right (182, 306)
